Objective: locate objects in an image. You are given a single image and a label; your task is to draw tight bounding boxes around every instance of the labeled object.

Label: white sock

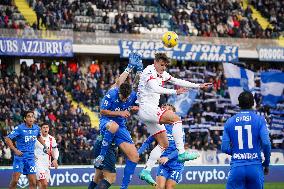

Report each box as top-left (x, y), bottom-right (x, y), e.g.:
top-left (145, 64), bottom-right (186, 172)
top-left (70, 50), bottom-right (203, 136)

top-left (145, 145), bottom-right (164, 171)
top-left (172, 121), bottom-right (185, 154)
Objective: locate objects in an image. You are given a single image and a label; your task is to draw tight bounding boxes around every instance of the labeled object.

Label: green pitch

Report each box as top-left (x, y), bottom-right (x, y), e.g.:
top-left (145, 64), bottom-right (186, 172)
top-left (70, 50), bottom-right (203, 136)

top-left (48, 183), bottom-right (284, 189)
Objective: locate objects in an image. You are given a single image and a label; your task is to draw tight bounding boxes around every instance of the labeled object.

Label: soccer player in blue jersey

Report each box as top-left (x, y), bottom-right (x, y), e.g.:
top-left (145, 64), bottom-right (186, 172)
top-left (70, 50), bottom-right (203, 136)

top-left (138, 104), bottom-right (186, 188)
top-left (4, 110), bottom-right (49, 189)
top-left (221, 91), bottom-right (271, 189)
top-left (88, 52), bottom-right (143, 189)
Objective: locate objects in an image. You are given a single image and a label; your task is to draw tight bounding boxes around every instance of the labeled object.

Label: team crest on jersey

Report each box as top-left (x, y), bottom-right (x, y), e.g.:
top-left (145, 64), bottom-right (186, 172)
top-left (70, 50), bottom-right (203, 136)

top-left (17, 175), bottom-right (29, 188)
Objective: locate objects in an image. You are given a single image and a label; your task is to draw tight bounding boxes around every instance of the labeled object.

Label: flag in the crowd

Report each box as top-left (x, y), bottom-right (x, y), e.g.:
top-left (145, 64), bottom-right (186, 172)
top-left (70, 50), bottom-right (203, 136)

top-left (167, 90), bottom-right (198, 117)
top-left (223, 63), bottom-right (255, 105)
top-left (261, 72), bottom-right (284, 107)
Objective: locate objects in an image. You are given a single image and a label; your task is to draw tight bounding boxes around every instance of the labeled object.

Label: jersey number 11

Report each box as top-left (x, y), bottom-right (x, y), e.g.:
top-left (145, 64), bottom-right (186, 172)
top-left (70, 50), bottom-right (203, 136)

top-left (235, 125), bottom-right (253, 149)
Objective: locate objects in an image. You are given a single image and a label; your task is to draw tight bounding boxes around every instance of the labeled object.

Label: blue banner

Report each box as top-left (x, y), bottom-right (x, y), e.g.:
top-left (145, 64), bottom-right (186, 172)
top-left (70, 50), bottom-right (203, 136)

top-left (1, 165), bottom-right (283, 188)
top-left (119, 40), bottom-right (238, 62)
top-left (258, 47), bottom-right (284, 62)
top-left (168, 90), bottom-right (198, 117)
top-left (0, 38), bottom-right (73, 57)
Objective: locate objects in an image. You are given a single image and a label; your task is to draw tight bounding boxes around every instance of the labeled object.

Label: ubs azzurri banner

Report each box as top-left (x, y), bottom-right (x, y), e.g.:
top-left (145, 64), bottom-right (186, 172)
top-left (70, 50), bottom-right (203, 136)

top-left (0, 38), bottom-right (73, 57)
top-left (119, 40), bottom-right (238, 62)
top-left (258, 47), bottom-right (284, 62)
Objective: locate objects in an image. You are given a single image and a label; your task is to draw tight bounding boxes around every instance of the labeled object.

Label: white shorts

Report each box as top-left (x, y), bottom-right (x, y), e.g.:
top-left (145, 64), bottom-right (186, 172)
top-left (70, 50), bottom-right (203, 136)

top-left (138, 104), bottom-right (167, 136)
top-left (36, 164), bottom-right (50, 182)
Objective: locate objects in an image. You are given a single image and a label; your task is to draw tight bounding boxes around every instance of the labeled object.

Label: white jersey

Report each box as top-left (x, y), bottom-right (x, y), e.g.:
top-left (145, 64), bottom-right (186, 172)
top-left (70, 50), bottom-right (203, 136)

top-left (138, 64), bottom-right (174, 107)
top-left (35, 134), bottom-right (57, 167)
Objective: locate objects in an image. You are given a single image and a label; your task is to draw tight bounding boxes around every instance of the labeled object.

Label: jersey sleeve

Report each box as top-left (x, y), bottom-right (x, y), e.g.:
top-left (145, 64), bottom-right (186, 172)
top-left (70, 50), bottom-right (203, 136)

top-left (7, 126), bottom-right (20, 140)
top-left (37, 126), bottom-right (41, 137)
top-left (100, 89), bottom-right (114, 110)
top-left (221, 120), bottom-right (232, 155)
top-left (162, 71), bottom-right (172, 82)
top-left (259, 117), bottom-right (271, 167)
top-left (148, 79), bottom-right (177, 94)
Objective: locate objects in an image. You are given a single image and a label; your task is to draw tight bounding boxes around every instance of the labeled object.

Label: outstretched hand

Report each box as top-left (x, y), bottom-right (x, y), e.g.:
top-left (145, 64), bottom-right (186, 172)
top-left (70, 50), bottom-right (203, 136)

top-left (128, 52), bottom-right (142, 70)
top-left (199, 83), bottom-right (213, 89)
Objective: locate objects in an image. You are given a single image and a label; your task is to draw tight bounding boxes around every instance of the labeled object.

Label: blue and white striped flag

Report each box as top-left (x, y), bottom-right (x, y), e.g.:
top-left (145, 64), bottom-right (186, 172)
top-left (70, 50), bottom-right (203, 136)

top-left (261, 72), bottom-right (284, 107)
top-left (167, 90), bottom-right (198, 117)
top-left (223, 63), bottom-right (255, 105)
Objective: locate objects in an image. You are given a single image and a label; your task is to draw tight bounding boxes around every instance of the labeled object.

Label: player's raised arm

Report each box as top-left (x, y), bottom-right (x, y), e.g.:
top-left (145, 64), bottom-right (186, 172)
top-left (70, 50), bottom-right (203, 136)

top-left (259, 117), bottom-right (271, 175)
top-left (165, 72), bottom-right (212, 89)
top-left (112, 52), bottom-right (142, 88)
top-left (221, 121), bottom-right (232, 155)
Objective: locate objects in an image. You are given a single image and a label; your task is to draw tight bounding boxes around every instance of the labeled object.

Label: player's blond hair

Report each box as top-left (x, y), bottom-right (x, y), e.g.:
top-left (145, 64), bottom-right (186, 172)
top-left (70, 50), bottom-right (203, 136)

top-left (155, 53), bottom-right (170, 65)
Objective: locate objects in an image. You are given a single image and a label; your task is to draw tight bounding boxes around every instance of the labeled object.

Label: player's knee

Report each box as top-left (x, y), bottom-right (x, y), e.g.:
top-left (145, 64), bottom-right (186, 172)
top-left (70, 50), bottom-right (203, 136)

top-left (129, 152), bottom-right (139, 163)
top-left (105, 175), bottom-right (116, 184)
top-left (29, 180), bottom-right (37, 188)
top-left (166, 182), bottom-right (175, 189)
top-left (41, 181), bottom-right (48, 189)
top-left (9, 180), bottom-right (18, 187)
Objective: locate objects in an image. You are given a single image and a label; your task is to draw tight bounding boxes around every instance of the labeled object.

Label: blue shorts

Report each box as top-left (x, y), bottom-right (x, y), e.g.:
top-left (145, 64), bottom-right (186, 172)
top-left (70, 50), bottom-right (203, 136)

top-left (227, 164), bottom-right (264, 189)
top-left (100, 119), bottom-right (134, 146)
top-left (93, 137), bottom-right (116, 173)
top-left (157, 165), bottom-right (184, 184)
top-left (13, 156), bottom-right (36, 175)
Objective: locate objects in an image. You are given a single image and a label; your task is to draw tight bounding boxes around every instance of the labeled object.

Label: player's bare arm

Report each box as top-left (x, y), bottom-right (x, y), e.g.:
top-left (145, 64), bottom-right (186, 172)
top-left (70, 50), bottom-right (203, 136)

top-left (4, 137), bottom-right (23, 156)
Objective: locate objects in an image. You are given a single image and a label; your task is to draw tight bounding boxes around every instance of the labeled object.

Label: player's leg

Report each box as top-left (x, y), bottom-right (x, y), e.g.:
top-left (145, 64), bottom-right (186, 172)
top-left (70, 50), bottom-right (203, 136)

top-left (96, 170), bottom-right (116, 189)
top-left (165, 179), bottom-right (177, 189)
top-left (25, 158), bottom-right (37, 189)
top-left (36, 166), bottom-right (48, 189)
top-left (9, 172), bottom-right (22, 189)
top-left (245, 164), bottom-right (264, 189)
top-left (95, 141), bottom-right (117, 189)
top-left (159, 110), bottom-right (199, 162)
top-left (89, 169), bottom-right (103, 189)
top-left (156, 165), bottom-right (169, 189)
top-left (226, 166), bottom-right (245, 189)
top-left (139, 124), bottom-right (168, 186)
top-left (27, 174), bottom-right (37, 189)
top-left (9, 158), bottom-right (24, 189)
top-left (116, 127), bottom-right (139, 188)
top-left (94, 120), bottom-right (119, 166)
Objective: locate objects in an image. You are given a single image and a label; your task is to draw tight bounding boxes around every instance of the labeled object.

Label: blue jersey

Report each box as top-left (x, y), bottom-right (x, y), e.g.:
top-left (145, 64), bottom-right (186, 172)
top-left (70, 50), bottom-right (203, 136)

top-left (7, 123), bottom-right (41, 158)
top-left (100, 87), bottom-right (137, 128)
top-left (161, 124), bottom-right (184, 170)
top-left (222, 110), bottom-right (271, 168)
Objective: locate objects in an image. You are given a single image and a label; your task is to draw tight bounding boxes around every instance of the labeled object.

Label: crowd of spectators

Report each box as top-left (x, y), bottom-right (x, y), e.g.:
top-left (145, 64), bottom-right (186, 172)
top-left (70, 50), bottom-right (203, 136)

top-left (189, 0), bottom-right (281, 38)
top-left (1, 0), bottom-right (283, 38)
top-left (0, 59), bottom-right (283, 165)
top-left (251, 0), bottom-right (284, 32)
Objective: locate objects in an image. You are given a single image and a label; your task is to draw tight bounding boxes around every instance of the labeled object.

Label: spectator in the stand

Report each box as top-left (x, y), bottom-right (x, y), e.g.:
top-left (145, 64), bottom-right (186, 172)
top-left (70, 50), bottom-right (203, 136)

top-left (35, 0), bottom-right (44, 29)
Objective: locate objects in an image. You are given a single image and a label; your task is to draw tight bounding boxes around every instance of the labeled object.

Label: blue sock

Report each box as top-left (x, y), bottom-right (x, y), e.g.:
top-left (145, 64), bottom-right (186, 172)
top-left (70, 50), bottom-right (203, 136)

top-left (121, 159), bottom-right (137, 189)
top-left (100, 130), bottom-right (115, 157)
top-left (96, 179), bottom-right (111, 189)
top-left (88, 180), bottom-right (97, 189)
top-left (138, 136), bottom-right (155, 155)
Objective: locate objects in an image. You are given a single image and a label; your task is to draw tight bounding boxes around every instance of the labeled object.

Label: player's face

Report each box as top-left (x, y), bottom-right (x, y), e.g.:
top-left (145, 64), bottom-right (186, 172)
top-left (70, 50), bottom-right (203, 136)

top-left (25, 113), bottom-right (35, 127)
top-left (154, 60), bottom-right (168, 74)
top-left (119, 94), bottom-right (129, 102)
top-left (41, 125), bottom-right (49, 136)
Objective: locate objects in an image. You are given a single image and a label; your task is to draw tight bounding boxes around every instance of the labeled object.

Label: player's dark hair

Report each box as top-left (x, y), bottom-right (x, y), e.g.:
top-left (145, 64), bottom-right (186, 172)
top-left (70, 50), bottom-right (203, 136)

top-left (41, 122), bottom-right (49, 127)
top-left (23, 110), bottom-right (34, 118)
top-left (119, 83), bottom-right (132, 99)
top-left (161, 103), bottom-right (176, 112)
top-left (155, 53), bottom-right (170, 64)
top-left (238, 91), bottom-right (254, 109)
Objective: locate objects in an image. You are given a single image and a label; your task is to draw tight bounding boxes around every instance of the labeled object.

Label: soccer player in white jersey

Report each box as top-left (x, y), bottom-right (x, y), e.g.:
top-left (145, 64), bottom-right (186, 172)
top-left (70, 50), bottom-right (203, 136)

top-left (34, 123), bottom-right (59, 189)
top-left (137, 53), bottom-right (211, 185)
